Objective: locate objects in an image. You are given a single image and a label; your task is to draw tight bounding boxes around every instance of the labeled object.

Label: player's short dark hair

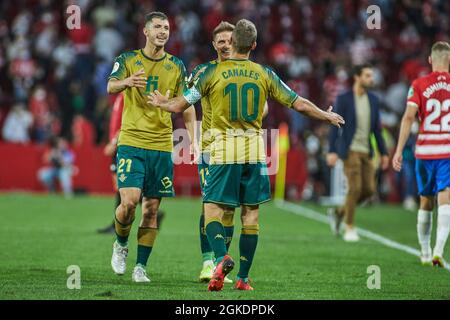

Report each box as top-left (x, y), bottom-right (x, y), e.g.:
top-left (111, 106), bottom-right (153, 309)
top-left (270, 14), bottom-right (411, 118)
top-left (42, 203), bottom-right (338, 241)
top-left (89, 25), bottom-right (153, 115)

top-left (352, 63), bottom-right (372, 77)
top-left (232, 19), bottom-right (257, 54)
top-left (212, 21), bottom-right (235, 40)
top-left (145, 12), bottom-right (168, 26)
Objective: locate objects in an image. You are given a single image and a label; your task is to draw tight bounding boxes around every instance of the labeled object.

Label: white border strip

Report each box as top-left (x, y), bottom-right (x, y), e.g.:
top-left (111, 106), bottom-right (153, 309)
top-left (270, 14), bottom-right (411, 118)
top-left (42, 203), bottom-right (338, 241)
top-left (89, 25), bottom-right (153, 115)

top-left (275, 200), bottom-right (450, 271)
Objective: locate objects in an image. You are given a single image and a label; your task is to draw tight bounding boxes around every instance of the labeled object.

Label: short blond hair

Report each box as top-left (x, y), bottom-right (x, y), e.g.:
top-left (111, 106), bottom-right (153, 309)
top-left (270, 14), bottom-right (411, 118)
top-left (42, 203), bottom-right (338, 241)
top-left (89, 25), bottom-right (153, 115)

top-left (213, 21), bottom-right (235, 40)
top-left (232, 19), bottom-right (257, 54)
top-left (431, 41), bottom-right (450, 63)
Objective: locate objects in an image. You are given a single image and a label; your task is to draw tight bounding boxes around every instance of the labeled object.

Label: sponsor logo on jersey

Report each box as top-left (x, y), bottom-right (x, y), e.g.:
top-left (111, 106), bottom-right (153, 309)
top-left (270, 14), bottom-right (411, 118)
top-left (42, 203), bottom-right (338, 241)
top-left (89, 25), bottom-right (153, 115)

top-left (161, 176), bottom-right (173, 189)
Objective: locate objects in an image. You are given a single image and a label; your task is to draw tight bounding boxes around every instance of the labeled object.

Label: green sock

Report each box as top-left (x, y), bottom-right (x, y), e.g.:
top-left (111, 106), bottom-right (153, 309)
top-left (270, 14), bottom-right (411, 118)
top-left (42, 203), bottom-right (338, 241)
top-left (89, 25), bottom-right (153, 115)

top-left (136, 227), bottom-right (157, 267)
top-left (224, 226), bottom-right (234, 251)
top-left (114, 217), bottom-right (133, 246)
top-left (238, 225), bottom-right (259, 279)
top-left (136, 245), bottom-right (153, 267)
top-left (199, 214), bottom-right (213, 261)
top-left (205, 220), bottom-right (227, 261)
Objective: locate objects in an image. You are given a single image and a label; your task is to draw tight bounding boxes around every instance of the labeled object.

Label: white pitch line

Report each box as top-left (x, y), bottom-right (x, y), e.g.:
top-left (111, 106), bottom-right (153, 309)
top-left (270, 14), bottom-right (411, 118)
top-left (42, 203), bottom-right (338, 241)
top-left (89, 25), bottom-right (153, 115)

top-left (275, 200), bottom-right (450, 271)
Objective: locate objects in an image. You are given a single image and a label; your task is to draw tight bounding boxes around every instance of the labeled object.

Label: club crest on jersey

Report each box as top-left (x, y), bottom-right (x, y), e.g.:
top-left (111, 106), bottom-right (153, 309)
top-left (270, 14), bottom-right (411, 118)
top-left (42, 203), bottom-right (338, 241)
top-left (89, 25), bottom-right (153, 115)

top-left (119, 173), bottom-right (127, 182)
top-left (164, 64), bottom-right (173, 71)
top-left (135, 60), bottom-right (143, 67)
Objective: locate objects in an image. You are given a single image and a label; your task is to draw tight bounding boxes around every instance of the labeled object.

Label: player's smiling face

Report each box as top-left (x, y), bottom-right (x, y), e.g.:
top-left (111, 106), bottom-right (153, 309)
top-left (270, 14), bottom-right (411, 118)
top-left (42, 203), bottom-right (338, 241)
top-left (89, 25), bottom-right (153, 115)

top-left (213, 31), bottom-right (232, 61)
top-left (145, 18), bottom-right (170, 48)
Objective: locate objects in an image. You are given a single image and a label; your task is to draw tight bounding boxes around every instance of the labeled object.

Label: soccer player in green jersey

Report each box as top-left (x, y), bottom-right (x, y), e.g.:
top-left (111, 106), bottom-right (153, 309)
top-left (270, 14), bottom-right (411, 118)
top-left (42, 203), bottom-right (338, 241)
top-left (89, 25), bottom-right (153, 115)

top-left (193, 21), bottom-right (236, 284)
top-left (193, 21), bottom-right (269, 284)
top-left (148, 19), bottom-right (344, 291)
top-left (106, 12), bottom-right (196, 283)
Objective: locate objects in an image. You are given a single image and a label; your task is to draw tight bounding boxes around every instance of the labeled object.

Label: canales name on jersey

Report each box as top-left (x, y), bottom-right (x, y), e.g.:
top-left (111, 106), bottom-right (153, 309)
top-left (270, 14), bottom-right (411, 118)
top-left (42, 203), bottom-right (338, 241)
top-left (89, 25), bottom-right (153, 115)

top-left (184, 59), bottom-right (298, 164)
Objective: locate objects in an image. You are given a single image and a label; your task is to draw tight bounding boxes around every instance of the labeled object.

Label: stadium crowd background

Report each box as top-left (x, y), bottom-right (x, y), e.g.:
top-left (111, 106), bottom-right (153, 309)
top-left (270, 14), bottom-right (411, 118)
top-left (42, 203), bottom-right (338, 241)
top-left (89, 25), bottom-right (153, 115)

top-left (0, 0), bottom-right (449, 206)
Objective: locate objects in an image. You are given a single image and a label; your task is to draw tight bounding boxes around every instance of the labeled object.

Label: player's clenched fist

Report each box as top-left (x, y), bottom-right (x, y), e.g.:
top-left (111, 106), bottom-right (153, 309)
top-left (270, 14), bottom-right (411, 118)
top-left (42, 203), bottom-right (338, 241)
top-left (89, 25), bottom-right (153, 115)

top-left (124, 69), bottom-right (147, 89)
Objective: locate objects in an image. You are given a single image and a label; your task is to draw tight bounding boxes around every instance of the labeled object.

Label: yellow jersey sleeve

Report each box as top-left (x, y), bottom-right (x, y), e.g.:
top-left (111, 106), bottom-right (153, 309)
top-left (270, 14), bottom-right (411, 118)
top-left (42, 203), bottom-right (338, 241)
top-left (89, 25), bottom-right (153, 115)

top-left (262, 66), bottom-right (298, 107)
top-left (108, 52), bottom-right (134, 80)
top-left (183, 63), bottom-right (217, 104)
top-left (170, 56), bottom-right (188, 96)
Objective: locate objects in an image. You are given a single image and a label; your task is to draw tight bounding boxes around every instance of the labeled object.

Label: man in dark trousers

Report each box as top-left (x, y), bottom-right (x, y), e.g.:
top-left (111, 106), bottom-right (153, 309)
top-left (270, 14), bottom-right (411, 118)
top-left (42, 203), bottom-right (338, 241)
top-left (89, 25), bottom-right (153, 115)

top-left (327, 63), bottom-right (389, 242)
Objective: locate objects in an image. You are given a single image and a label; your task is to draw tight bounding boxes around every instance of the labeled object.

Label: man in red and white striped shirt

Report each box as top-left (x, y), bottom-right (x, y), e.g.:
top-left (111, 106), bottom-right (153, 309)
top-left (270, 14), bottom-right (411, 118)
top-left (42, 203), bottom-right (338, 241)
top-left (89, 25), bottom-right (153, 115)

top-left (393, 41), bottom-right (450, 268)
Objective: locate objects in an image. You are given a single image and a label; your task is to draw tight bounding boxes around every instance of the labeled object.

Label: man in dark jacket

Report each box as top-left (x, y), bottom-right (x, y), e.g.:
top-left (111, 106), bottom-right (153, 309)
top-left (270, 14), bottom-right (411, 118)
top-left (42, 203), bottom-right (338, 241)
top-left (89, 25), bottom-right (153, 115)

top-left (327, 63), bottom-right (389, 242)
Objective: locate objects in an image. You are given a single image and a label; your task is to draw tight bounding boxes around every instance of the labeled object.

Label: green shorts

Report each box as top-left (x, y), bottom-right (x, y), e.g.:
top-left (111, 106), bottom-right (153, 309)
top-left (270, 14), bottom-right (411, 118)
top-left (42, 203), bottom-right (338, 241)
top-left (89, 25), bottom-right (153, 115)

top-left (197, 152), bottom-right (210, 195)
top-left (116, 145), bottom-right (174, 198)
top-left (203, 162), bottom-right (271, 208)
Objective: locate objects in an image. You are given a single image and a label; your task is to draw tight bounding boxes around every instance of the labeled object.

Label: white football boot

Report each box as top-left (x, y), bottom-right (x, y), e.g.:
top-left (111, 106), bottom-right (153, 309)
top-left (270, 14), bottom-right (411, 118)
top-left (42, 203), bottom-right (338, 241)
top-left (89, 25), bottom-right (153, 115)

top-left (132, 265), bottom-right (151, 282)
top-left (343, 228), bottom-right (360, 242)
top-left (111, 241), bottom-right (128, 275)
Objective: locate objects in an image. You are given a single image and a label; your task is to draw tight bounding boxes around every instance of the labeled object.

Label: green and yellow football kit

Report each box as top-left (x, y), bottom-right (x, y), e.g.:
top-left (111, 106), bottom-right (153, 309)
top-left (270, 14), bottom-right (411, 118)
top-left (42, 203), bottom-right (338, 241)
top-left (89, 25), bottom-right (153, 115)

top-left (184, 58), bottom-right (299, 207)
top-left (109, 49), bottom-right (187, 197)
top-left (190, 60), bottom-right (218, 194)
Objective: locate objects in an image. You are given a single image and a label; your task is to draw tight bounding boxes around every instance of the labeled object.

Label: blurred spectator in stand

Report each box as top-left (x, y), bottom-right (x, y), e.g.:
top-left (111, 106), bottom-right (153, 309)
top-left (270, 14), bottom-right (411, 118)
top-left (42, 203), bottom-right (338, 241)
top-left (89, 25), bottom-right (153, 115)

top-left (37, 137), bottom-right (75, 198)
top-left (72, 114), bottom-right (96, 147)
top-left (384, 74), bottom-right (409, 115)
top-left (323, 63), bottom-right (349, 108)
top-left (302, 125), bottom-right (331, 201)
top-left (2, 102), bottom-right (33, 143)
top-left (29, 84), bottom-right (59, 143)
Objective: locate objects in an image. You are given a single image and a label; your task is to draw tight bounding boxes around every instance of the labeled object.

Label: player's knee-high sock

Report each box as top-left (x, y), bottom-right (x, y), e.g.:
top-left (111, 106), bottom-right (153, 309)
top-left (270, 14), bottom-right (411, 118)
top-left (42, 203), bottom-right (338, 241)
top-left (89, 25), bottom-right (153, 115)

top-left (237, 225), bottom-right (259, 280)
top-left (222, 212), bottom-right (234, 252)
top-left (115, 217), bottom-right (133, 246)
top-left (417, 209), bottom-right (433, 256)
top-left (136, 227), bottom-right (158, 267)
top-left (205, 218), bottom-right (227, 263)
top-left (433, 204), bottom-right (450, 257)
top-left (199, 214), bottom-right (214, 262)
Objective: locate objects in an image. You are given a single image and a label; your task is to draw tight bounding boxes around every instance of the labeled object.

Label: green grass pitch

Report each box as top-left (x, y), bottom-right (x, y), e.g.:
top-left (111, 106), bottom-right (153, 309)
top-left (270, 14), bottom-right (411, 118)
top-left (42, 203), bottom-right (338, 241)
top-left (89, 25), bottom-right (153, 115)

top-left (0, 193), bottom-right (449, 300)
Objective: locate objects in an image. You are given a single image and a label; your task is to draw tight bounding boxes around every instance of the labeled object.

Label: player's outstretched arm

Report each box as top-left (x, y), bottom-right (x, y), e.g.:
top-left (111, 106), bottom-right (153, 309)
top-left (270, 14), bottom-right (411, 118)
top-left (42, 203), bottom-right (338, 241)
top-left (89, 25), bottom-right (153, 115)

top-left (392, 102), bottom-right (418, 172)
top-left (292, 97), bottom-right (345, 127)
top-left (147, 90), bottom-right (191, 113)
top-left (107, 69), bottom-right (147, 94)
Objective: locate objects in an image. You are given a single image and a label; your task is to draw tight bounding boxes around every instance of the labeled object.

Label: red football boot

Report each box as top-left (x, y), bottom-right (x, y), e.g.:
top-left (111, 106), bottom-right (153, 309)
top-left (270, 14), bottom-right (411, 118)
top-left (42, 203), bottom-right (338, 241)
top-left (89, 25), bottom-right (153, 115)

top-left (234, 278), bottom-right (254, 291)
top-left (208, 255), bottom-right (234, 291)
